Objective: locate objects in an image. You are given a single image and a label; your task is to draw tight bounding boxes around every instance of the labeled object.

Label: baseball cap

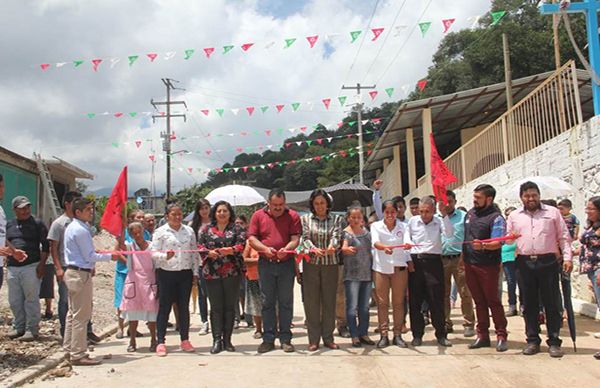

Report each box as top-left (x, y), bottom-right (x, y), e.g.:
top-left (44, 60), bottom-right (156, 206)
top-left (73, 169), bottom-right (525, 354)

top-left (12, 196), bottom-right (31, 209)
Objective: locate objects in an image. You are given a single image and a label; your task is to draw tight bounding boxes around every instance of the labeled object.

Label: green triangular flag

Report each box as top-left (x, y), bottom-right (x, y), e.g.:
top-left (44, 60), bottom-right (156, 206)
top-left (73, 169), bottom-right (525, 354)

top-left (291, 102), bottom-right (300, 111)
top-left (217, 134), bottom-right (223, 137)
top-left (278, 162), bottom-right (285, 167)
top-left (350, 30), bottom-right (362, 43)
top-left (260, 106), bottom-right (269, 113)
top-left (349, 152), bottom-right (356, 158)
top-left (216, 109), bottom-right (224, 117)
top-left (223, 45), bottom-right (234, 54)
top-left (306, 140), bottom-right (313, 146)
top-left (284, 38), bottom-right (297, 48)
top-left (111, 142), bottom-right (119, 148)
top-left (184, 49), bottom-right (195, 60)
top-left (348, 121), bottom-right (356, 126)
top-left (324, 155), bottom-right (331, 161)
top-left (338, 96), bottom-right (347, 106)
top-left (254, 130), bottom-right (261, 136)
top-left (73, 60), bottom-right (84, 67)
top-left (128, 55), bottom-right (138, 66)
top-left (491, 10), bottom-right (506, 26)
top-left (86, 113), bottom-right (95, 118)
top-left (277, 128), bottom-right (284, 135)
top-left (129, 112), bottom-right (137, 117)
top-left (385, 87), bottom-right (394, 97)
top-left (223, 168), bottom-right (230, 173)
top-left (250, 166), bottom-right (256, 171)
top-left (418, 22), bottom-right (432, 37)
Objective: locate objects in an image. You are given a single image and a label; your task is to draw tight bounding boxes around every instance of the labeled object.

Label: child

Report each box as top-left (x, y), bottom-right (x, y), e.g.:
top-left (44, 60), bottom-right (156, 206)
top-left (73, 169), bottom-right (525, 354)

top-left (243, 241), bottom-right (263, 338)
top-left (118, 222), bottom-right (159, 352)
top-left (558, 199), bottom-right (580, 240)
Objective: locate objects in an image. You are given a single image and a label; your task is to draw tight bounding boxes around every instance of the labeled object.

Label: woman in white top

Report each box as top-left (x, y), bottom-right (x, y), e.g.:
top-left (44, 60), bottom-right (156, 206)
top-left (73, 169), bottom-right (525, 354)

top-left (371, 200), bottom-right (413, 349)
top-left (151, 203), bottom-right (199, 357)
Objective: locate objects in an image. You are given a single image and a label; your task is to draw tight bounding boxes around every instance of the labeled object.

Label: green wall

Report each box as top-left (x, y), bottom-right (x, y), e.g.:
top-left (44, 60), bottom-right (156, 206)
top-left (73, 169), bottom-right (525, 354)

top-left (0, 161), bottom-right (39, 219)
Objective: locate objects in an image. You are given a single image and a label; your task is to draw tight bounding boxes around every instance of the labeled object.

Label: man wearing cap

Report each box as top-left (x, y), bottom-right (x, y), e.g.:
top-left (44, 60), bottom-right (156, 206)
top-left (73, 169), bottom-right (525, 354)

top-left (5, 195), bottom-right (49, 341)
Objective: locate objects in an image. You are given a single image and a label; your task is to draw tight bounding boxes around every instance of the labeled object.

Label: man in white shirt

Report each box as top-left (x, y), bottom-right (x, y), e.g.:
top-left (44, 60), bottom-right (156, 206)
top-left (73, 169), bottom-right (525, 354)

top-left (405, 196), bottom-right (454, 347)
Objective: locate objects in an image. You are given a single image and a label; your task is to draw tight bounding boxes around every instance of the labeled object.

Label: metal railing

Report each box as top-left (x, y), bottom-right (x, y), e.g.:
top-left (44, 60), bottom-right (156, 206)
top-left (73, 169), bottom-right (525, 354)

top-left (408, 60), bottom-right (583, 197)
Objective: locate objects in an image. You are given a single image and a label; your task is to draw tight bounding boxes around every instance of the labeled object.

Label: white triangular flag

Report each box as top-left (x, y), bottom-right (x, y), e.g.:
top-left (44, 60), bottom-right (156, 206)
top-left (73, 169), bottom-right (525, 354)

top-left (267, 145), bottom-right (273, 149)
top-left (296, 141), bottom-right (303, 146)
top-left (164, 51), bottom-right (177, 60)
top-left (101, 111), bottom-right (110, 115)
top-left (306, 101), bottom-right (314, 111)
top-left (56, 62), bottom-right (67, 67)
top-left (110, 58), bottom-right (121, 68)
top-left (362, 120), bottom-right (369, 125)
top-left (231, 108), bottom-right (239, 115)
top-left (288, 128), bottom-right (296, 133)
top-left (393, 25), bottom-right (408, 37)
top-left (265, 41), bottom-right (276, 49)
top-left (468, 15), bottom-right (481, 29)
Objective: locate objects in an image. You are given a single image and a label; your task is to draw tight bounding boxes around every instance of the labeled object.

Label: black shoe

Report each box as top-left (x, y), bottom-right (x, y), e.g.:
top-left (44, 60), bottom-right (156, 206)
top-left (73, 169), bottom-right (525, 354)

top-left (423, 316), bottom-right (430, 326)
top-left (281, 342), bottom-right (295, 353)
top-left (258, 341), bottom-right (275, 353)
top-left (496, 339), bottom-right (508, 352)
top-left (166, 322), bottom-right (174, 328)
top-left (210, 339), bottom-right (223, 354)
top-left (411, 337), bottom-right (422, 347)
top-left (446, 326), bottom-right (454, 334)
top-left (548, 345), bottom-right (563, 358)
top-left (359, 336), bottom-right (375, 346)
top-left (43, 312), bottom-right (53, 320)
top-left (468, 338), bottom-right (491, 349)
top-left (223, 335), bottom-right (235, 352)
top-left (437, 338), bottom-right (452, 347)
top-left (376, 336), bottom-right (389, 348)
top-left (522, 343), bottom-right (540, 355)
top-left (87, 332), bottom-right (101, 344)
top-left (352, 341), bottom-right (362, 348)
top-left (393, 335), bottom-right (408, 348)
top-left (337, 326), bottom-right (351, 338)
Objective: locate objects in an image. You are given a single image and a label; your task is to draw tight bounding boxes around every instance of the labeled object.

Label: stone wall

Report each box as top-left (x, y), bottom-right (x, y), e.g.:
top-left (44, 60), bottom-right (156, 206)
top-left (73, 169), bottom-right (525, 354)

top-left (453, 116), bottom-right (600, 317)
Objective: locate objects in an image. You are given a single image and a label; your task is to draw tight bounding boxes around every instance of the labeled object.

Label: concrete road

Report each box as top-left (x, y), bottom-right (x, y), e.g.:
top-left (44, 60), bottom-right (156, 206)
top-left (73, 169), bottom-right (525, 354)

top-left (32, 285), bottom-right (600, 388)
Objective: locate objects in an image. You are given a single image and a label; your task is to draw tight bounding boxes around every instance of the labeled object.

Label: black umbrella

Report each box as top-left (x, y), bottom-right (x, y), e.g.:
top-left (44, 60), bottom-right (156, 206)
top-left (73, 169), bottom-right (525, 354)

top-left (323, 183), bottom-right (373, 211)
top-left (560, 271), bottom-right (577, 352)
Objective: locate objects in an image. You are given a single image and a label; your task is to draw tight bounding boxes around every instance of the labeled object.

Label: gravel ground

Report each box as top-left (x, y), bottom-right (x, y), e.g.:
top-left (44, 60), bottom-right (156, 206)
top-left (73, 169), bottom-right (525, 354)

top-left (0, 232), bottom-right (119, 382)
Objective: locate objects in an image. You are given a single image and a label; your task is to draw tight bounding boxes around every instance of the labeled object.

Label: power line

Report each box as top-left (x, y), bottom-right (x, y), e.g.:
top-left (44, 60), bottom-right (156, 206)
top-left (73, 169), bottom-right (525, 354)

top-left (342, 0), bottom-right (381, 84)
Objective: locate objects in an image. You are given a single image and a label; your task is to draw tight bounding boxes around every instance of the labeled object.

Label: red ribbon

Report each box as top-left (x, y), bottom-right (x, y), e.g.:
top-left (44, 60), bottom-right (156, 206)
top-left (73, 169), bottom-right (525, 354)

top-left (449, 234), bottom-right (521, 245)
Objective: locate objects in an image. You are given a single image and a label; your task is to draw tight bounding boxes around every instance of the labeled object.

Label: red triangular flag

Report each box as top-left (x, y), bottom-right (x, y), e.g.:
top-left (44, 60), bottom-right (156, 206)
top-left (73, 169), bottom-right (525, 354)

top-left (316, 138), bottom-right (324, 145)
top-left (276, 104), bottom-right (285, 112)
top-left (187, 168), bottom-right (193, 173)
top-left (367, 150), bottom-right (373, 156)
top-left (91, 59), bottom-right (102, 72)
top-left (300, 127), bottom-right (307, 132)
top-left (322, 98), bottom-right (331, 110)
top-left (265, 130), bottom-right (272, 136)
top-left (147, 53), bottom-right (158, 62)
top-left (100, 166), bottom-right (127, 237)
top-left (114, 112), bottom-right (123, 118)
top-left (201, 109), bottom-right (210, 116)
top-left (417, 79), bottom-right (428, 92)
top-left (135, 140), bottom-right (142, 148)
top-left (430, 133), bottom-right (457, 204)
top-left (241, 131), bottom-right (248, 136)
top-left (285, 143), bottom-right (292, 148)
top-left (206, 150), bottom-right (212, 155)
top-left (246, 107), bottom-right (255, 116)
top-left (241, 43), bottom-right (254, 51)
top-left (204, 47), bottom-right (215, 58)
top-left (40, 63), bottom-right (51, 71)
top-left (371, 28), bottom-right (384, 41)
top-left (371, 117), bottom-right (381, 124)
top-left (369, 91), bottom-right (378, 100)
top-left (242, 166), bottom-right (249, 172)
top-left (149, 155), bottom-right (155, 162)
top-left (306, 35), bottom-right (319, 48)
top-left (442, 18), bottom-right (456, 33)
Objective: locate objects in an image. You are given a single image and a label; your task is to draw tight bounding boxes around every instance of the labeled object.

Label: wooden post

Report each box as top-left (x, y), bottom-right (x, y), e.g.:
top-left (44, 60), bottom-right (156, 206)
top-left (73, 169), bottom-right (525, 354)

top-left (406, 128), bottom-right (417, 193)
top-left (502, 33), bottom-right (514, 109)
top-left (422, 108), bottom-right (433, 188)
top-left (393, 145), bottom-right (402, 196)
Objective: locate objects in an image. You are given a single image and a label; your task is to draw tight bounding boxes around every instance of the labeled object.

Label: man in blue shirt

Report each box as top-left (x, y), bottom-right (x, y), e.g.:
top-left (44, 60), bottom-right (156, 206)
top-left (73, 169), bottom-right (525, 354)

top-left (63, 198), bottom-right (124, 365)
top-left (440, 190), bottom-right (475, 338)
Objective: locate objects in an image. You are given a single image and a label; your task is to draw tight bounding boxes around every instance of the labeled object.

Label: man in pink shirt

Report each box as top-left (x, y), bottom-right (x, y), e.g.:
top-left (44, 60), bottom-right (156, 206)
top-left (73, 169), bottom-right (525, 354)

top-left (506, 181), bottom-right (572, 358)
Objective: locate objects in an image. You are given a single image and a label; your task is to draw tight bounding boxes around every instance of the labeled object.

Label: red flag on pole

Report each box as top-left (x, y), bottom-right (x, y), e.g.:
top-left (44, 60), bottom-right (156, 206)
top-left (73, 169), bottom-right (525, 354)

top-left (430, 134), bottom-right (456, 204)
top-left (100, 166), bottom-right (128, 237)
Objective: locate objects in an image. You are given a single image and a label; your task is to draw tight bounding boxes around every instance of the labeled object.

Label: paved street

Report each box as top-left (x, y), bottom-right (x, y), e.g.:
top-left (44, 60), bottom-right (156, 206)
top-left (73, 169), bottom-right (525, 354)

top-left (31, 285), bottom-right (600, 388)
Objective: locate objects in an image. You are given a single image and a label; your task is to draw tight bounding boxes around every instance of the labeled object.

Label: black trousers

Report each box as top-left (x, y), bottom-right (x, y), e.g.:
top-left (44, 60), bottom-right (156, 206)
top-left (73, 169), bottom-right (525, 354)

top-left (408, 255), bottom-right (446, 340)
top-left (205, 275), bottom-right (241, 341)
top-left (516, 255), bottom-right (563, 346)
top-left (157, 269), bottom-right (193, 344)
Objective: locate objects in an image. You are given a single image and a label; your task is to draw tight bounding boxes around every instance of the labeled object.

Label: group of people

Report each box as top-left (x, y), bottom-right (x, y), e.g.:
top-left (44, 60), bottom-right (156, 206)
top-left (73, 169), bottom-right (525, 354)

top-left (1, 171), bottom-right (600, 364)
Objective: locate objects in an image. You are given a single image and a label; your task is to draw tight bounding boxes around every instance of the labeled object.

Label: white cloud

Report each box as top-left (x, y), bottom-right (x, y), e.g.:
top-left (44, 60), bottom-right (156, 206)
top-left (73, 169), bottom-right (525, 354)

top-left (0, 0), bottom-right (492, 193)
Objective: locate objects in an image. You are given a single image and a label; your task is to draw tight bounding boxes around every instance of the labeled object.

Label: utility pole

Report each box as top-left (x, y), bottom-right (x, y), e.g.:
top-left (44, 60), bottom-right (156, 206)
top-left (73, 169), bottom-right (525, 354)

top-left (341, 83), bottom-right (376, 185)
top-left (551, 0), bottom-right (568, 133)
top-left (502, 33), bottom-right (513, 109)
top-left (151, 78), bottom-right (186, 200)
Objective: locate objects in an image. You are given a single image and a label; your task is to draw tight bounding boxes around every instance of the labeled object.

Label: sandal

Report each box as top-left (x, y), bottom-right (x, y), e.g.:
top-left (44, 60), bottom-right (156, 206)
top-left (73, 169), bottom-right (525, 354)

top-left (115, 331), bottom-right (124, 339)
top-left (149, 342), bottom-right (157, 352)
top-left (127, 344), bottom-right (137, 352)
top-left (253, 331), bottom-right (263, 339)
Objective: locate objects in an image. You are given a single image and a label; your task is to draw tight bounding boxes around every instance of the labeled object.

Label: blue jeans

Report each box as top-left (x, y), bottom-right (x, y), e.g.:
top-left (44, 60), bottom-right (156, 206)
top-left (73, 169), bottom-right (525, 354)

top-left (198, 274), bottom-right (208, 323)
top-left (58, 279), bottom-right (94, 337)
top-left (503, 261), bottom-right (519, 306)
top-left (344, 280), bottom-right (371, 338)
top-left (258, 258), bottom-right (295, 344)
top-left (588, 268), bottom-right (600, 310)
top-left (7, 263), bottom-right (42, 335)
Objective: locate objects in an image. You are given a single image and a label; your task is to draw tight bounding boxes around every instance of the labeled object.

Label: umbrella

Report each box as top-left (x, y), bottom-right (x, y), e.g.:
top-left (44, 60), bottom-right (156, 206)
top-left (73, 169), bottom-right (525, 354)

top-left (504, 176), bottom-right (575, 201)
top-left (205, 184), bottom-right (266, 206)
top-left (560, 271), bottom-right (577, 352)
top-left (323, 182), bottom-right (373, 211)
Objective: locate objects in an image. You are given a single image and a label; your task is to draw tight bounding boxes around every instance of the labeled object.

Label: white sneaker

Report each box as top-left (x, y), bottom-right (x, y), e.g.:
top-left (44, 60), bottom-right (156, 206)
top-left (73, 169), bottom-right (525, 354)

top-left (594, 332), bottom-right (600, 339)
top-left (199, 321), bottom-right (209, 335)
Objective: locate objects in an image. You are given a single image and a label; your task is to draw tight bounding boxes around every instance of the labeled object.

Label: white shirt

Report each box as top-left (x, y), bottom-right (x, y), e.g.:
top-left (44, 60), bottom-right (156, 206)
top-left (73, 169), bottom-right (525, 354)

top-left (151, 223), bottom-right (199, 275)
top-left (404, 215), bottom-right (454, 255)
top-left (0, 205), bottom-right (6, 266)
top-left (370, 219), bottom-right (411, 274)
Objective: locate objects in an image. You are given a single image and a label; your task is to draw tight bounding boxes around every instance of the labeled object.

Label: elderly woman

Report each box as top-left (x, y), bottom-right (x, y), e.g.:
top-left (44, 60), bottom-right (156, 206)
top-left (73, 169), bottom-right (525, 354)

top-left (151, 203), bottom-right (199, 357)
top-left (301, 189), bottom-right (344, 351)
top-left (198, 201), bottom-right (246, 354)
top-left (579, 196), bottom-right (600, 360)
top-left (191, 198), bottom-right (211, 335)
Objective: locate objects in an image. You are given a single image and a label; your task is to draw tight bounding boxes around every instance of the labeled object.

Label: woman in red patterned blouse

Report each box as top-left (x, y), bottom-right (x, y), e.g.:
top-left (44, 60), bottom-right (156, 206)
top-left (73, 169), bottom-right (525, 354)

top-left (197, 200), bottom-right (246, 354)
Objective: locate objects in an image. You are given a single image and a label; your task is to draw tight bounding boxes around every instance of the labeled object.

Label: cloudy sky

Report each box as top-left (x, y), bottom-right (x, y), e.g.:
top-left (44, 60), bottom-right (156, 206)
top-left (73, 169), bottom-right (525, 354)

top-left (0, 0), bottom-right (491, 193)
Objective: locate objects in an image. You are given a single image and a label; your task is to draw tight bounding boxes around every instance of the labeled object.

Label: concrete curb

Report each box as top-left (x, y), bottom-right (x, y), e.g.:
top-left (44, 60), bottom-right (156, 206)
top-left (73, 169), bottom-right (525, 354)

top-left (2, 323), bottom-right (121, 388)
